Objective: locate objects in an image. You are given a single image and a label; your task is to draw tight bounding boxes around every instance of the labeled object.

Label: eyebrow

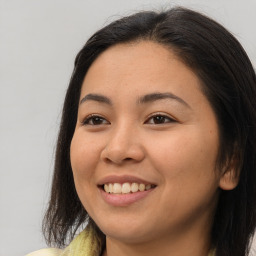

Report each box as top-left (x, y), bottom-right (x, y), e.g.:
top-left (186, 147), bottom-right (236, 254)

top-left (80, 92), bottom-right (190, 108)
top-left (138, 92), bottom-right (191, 108)
top-left (80, 93), bottom-right (112, 105)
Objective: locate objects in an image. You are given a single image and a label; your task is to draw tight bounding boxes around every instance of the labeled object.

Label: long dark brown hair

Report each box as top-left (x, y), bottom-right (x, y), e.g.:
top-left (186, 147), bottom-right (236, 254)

top-left (43, 7), bottom-right (256, 256)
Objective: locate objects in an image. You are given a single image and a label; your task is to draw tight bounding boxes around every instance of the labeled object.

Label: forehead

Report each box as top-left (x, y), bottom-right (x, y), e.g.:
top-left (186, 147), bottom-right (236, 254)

top-left (80, 41), bottom-right (204, 106)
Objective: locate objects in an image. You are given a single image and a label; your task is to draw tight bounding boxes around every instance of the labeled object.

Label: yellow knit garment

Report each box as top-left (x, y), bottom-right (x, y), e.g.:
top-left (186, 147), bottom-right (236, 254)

top-left (26, 226), bottom-right (101, 256)
top-left (27, 226), bottom-right (215, 256)
top-left (60, 225), bottom-right (102, 256)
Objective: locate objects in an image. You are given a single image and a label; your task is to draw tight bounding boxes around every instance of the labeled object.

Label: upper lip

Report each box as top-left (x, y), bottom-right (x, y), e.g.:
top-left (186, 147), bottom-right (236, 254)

top-left (97, 175), bottom-right (156, 186)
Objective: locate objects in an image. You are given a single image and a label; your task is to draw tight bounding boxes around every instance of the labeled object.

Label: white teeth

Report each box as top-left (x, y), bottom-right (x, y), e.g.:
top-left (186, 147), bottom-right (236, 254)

top-left (139, 184), bottom-right (145, 191)
top-left (113, 183), bottom-right (122, 194)
top-left (145, 184), bottom-right (151, 190)
top-left (103, 182), bottom-right (154, 194)
top-left (122, 183), bottom-right (131, 194)
top-left (104, 184), bottom-right (109, 193)
top-left (131, 182), bottom-right (139, 192)
top-left (109, 183), bottom-right (113, 193)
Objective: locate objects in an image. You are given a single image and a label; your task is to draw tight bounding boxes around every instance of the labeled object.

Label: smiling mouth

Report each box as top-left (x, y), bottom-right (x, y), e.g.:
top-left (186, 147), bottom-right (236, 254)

top-left (101, 182), bottom-right (156, 194)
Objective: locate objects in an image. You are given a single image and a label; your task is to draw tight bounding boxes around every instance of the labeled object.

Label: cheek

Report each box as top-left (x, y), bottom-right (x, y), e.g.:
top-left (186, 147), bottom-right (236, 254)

top-left (70, 131), bottom-right (103, 213)
top-left (70, 131), bottom-right (100, 183)
top-left (148, 127), bottom-right (219, 186)
top-left (147, 130), bottom-right (220, 225)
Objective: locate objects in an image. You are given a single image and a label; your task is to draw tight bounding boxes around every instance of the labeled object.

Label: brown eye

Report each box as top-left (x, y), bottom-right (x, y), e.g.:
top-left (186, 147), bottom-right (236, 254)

top-left (83, 115), bottom-right (110, 125)
top-left (146, 114), bottom-right (175, 124)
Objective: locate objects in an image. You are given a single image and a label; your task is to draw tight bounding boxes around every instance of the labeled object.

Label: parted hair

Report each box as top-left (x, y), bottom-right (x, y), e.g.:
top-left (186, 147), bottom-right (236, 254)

top-left (43, 7), bottom-right (256, 256)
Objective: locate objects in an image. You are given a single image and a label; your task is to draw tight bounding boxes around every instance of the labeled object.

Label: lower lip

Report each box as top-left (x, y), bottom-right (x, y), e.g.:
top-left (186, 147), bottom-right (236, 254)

top-left (99, 188), bottom-right (155, 206)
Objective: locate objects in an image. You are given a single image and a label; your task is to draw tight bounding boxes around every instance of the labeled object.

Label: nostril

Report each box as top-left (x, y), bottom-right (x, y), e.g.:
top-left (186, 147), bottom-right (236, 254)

top-left (101, 144), bottom-right (145, 164)
top-left (104, 157), bottom-right (133, 164)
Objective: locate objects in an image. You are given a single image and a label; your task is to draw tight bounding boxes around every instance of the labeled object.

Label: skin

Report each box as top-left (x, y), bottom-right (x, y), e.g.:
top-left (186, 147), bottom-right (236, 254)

top-left (70, 41), bottom-right (237, 256)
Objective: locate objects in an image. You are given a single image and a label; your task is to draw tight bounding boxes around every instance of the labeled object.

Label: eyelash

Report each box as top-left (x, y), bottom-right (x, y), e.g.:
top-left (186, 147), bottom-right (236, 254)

top-left (82, 113), bottom-right (176, 126)
top-left (145, 113), bottom-right (176, 124)
top-left (82, 114), bottom-right (110, 126)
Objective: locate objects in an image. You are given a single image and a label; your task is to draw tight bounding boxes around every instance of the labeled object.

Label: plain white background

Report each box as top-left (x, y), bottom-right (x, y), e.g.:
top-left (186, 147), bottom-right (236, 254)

top-left (0, 1), bottom-right (256, 255)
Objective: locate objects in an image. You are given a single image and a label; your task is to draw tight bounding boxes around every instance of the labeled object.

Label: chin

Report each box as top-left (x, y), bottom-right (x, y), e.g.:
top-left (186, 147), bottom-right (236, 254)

top-left (96, 218), bottom-right (152, 244)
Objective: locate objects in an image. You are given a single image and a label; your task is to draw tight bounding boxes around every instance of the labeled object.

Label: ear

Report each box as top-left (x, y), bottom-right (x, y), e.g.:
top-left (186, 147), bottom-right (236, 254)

top-left (219, 155), bottom-right (240, 190)
top-left (219, 168), bottom-right (239, 190)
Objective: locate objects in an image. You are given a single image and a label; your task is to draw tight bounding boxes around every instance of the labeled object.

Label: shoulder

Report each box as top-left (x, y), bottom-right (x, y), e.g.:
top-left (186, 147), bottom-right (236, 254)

top-left (26, 248), bottom-right (63, 256)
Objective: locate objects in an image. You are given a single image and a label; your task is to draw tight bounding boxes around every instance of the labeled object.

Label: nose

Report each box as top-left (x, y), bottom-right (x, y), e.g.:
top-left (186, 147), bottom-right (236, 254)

top-left (100, 124), bottom-right (145, 165)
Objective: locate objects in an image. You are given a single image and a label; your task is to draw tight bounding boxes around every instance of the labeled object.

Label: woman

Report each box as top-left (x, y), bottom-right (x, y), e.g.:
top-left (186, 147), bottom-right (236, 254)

top-left (27, 6), bottom-right (256, 256)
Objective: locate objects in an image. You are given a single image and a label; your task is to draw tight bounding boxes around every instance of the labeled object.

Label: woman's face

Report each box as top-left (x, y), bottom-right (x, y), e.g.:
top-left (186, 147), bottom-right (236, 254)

top-left (70, 41), bottom-right (231, 244)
